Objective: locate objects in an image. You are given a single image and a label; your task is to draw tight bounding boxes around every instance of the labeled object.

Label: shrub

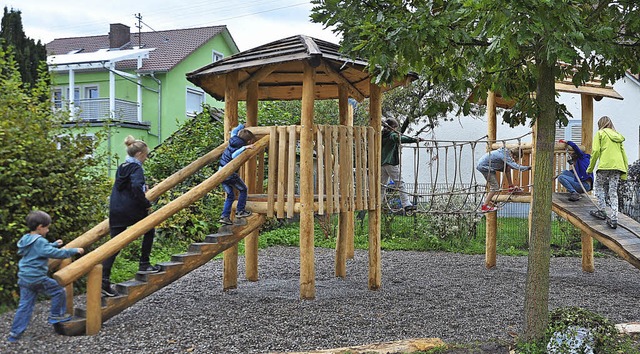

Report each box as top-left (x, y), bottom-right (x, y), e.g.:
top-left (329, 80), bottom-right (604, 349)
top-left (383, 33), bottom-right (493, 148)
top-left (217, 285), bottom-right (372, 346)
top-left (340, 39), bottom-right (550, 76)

top-left (0, 48), bottom-right (110, 306)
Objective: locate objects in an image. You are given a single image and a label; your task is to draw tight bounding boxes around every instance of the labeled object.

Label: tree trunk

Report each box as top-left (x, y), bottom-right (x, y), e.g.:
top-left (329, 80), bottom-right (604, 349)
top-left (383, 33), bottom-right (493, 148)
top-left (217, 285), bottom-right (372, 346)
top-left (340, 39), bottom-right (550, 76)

top-left (523, 60), bottom-right (556, 340)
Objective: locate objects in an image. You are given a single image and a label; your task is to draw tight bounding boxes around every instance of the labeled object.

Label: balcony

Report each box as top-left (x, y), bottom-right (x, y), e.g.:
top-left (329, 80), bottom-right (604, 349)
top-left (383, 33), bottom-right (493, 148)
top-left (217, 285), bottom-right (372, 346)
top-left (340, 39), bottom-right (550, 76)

top-left (56, 98), bottom-right (139, 123)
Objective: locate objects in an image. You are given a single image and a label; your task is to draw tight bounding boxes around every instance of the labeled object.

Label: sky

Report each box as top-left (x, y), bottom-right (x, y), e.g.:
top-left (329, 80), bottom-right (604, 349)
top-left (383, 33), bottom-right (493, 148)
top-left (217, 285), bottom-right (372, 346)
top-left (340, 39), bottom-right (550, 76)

top-left (3, 0), bottom-right (340, 51)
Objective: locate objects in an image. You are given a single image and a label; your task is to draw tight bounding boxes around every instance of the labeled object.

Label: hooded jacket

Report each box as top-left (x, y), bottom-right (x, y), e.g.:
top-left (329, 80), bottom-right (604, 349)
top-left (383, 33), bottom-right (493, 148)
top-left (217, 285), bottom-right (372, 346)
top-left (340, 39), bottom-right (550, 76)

top-left (566, 141), bottom-right (593, 183)
top-left (586, 128), bottom-right (629, 180)
top-left (476, 147), bottom-right (529, 173)
top-left (17, 234), bottom-right (80, 284)
top-left (381, 129), bottom-right (418, 166)
top-left (219, 124), bottom-right (249, 169)
top-left (109, 158), bottom-right (152, 227)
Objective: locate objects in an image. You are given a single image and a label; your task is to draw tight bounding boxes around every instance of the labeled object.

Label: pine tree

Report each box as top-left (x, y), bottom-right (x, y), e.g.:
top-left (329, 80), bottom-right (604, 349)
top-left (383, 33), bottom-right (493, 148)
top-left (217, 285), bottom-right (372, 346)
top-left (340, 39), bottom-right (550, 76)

top-left (0, 6), bottom-right (46, 88)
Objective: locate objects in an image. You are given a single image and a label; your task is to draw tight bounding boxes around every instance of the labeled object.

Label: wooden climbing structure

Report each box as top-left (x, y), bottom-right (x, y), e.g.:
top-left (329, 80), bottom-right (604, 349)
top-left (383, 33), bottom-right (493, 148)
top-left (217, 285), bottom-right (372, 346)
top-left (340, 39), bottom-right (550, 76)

top-left (49, 35), bottom-right (415, 336)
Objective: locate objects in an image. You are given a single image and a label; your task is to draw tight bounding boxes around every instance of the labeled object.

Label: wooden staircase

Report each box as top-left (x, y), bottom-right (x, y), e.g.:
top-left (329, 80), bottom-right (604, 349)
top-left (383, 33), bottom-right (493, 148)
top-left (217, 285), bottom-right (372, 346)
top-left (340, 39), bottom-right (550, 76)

top-left (54, 214), bottom-right (265, 336)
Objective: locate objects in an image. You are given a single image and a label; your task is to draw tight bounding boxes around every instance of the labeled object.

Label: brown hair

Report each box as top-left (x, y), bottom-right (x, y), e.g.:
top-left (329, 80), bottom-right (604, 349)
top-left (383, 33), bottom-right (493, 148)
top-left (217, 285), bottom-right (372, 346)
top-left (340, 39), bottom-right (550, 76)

top-left (26, 211), bottom-right (51, 231)
top-left (124, 135), bottom-right (149, 157)
top-left (597, 116), bottom-right (615, 130)
top-left (237, 129), bottom-right (256, 144)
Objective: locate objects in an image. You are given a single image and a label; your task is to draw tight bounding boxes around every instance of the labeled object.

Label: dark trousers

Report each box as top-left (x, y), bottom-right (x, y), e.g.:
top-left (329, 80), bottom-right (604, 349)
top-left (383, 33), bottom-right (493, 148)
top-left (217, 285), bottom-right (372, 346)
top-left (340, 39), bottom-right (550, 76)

top-left (102, 226), bottom-right (155, 286)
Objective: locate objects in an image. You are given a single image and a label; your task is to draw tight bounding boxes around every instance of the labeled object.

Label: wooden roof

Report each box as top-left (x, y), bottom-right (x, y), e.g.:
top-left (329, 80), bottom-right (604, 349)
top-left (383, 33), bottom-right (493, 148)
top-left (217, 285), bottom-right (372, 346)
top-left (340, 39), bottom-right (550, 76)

top-left (186, 35), bottom-right (416, 102)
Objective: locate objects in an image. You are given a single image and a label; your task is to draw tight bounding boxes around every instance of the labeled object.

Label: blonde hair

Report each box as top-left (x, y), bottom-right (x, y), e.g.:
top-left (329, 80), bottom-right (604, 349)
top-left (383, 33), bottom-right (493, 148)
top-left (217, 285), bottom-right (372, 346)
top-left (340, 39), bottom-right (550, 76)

top-left (597, 116), bottom-right (615, 130)
top-left (124, 135), bottom-right (149, 157)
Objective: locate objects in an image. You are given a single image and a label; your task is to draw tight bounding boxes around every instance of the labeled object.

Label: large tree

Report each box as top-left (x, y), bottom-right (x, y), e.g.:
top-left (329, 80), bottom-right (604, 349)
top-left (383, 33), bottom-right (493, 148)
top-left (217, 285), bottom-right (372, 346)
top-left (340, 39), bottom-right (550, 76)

top-left (0, 6), bottom-right (47, 88)
top-left (311, 0), bottom-right (640, 340)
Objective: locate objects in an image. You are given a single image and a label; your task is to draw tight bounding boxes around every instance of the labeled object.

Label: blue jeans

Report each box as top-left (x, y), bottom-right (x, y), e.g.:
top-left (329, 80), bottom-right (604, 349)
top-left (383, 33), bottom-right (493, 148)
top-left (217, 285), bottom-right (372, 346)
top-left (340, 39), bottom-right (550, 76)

top-left (9, 277), bottom-right (67, 338)
top-left (221, 173), bottom-right (247, 217)
top-left (558, 170), bottom-right (592, 194)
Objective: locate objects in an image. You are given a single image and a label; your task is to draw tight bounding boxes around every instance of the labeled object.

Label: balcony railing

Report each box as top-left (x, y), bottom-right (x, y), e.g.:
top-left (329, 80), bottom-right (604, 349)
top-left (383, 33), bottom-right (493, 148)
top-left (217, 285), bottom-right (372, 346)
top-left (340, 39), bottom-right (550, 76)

top-left (55, 98), bottom-right (139, 123)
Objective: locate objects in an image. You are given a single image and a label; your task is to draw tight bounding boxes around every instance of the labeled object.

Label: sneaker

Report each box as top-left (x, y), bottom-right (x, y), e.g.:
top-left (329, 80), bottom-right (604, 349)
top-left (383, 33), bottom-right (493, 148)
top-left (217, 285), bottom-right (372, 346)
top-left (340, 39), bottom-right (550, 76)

top-left (7, 333), bottom-right (20, 343)
top-left (101, 284), bottom-right (119, 297)
top-left (235, 210), bottom-right (252, 218)
top-left (48, 314), bottom-right (72, 324)
top-left (404, 205), bottom-right (417, 212)
top-left (508, 185), bottom-right (523, 193)
top-left (607, 218), bottom-right (618, 229)
top-left (589, 210), bottom-right (607, 220)
top-left (138, 264), bottom-right (161, 274)
top-left (480, 204), bottom-right (498, 213)
top-left (568, 192), bottom-right (581, 201)
top-left (218, 216), bottom-right (233, 225)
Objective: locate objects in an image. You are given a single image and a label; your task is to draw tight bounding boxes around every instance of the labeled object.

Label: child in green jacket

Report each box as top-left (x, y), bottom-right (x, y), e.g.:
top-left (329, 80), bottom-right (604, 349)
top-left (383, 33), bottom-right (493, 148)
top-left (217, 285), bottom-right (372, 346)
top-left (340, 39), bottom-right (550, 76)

top-left (587, 116), bottom-right (628, 229)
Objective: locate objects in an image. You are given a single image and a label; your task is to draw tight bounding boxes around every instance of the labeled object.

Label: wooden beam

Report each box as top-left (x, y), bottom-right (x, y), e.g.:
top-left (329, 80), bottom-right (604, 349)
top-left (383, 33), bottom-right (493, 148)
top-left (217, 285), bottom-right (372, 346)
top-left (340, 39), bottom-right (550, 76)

top-left (581, 93), bottom-right (595, 272)
top-left (299, 61), bottom-right (316, 299)
top-left (245, 80), bottom-right (259, 282)
top-left (238, 64), bottom-right (278, 92)
top-left (368, 82), bottom-right (382, 290)
top-left (321, 61), bottom-right (365, 101)
top-left (486, 90), bottom-right (498, 269)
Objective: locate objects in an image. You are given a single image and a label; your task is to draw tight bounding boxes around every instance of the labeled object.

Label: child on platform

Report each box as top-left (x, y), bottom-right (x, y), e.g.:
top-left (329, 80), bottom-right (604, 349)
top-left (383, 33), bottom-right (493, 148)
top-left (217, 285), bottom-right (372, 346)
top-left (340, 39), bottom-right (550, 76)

top-left (587, 116), bottom-right (628, 229)
top-left (218, 124), bottom-right (256, 225)
top-left (557, 139), bottom-right (593, 201)
top-left (8, 211), bottom-right (84, 343)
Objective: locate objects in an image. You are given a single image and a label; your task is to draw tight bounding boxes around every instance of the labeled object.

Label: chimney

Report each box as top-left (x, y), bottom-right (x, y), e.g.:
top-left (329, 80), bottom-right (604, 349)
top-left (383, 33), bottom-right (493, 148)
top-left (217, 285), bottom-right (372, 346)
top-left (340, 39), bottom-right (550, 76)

top-left (109, 23), bottom-right (130, 49)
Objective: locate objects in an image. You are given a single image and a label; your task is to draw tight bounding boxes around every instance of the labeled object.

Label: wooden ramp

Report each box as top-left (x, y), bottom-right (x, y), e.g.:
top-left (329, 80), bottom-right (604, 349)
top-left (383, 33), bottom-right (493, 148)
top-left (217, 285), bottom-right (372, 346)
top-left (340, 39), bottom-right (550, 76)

top-left (552, 192), bottom-right (640, 270)
top-left (54, 214), bottom-right (265, 336)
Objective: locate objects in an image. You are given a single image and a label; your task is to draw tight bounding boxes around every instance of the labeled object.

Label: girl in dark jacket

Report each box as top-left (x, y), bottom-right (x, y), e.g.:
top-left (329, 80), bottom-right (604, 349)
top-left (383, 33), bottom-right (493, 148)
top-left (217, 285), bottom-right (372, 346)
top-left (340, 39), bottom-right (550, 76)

top-left (101, 136), bottom-right (160, 297)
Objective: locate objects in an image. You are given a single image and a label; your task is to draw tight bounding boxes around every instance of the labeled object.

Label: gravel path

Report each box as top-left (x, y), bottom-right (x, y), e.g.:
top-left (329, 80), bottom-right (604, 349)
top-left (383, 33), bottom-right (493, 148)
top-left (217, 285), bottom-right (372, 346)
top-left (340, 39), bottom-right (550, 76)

top-left (2, 246), bottom-right (640, 353)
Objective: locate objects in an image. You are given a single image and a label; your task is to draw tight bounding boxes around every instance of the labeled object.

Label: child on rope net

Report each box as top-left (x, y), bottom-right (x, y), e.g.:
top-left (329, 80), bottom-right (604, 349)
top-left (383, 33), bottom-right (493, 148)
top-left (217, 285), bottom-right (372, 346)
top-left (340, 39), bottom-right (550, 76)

top-left (557, 139), bottom-right (593, 202)
top-left (476, 146), bottom-right (531, 213)
top-left (586, 116), bottom-right (628, 229)
top-left (381, 117), bottom-right (424, 213)
top-left (7, 211), bottom-right (84, 343)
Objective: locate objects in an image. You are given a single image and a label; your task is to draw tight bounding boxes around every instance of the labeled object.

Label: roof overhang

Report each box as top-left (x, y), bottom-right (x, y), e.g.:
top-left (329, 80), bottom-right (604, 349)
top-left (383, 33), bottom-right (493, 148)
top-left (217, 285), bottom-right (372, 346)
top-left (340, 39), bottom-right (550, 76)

top-left (47, 48), bottom-right (154, 72)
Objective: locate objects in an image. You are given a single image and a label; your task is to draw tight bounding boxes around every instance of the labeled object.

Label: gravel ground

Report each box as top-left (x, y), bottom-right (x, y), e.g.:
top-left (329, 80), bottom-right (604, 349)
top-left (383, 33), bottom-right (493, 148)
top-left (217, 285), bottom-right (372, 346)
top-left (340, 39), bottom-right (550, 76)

top-left (2, 246), bottom-right (640, 353)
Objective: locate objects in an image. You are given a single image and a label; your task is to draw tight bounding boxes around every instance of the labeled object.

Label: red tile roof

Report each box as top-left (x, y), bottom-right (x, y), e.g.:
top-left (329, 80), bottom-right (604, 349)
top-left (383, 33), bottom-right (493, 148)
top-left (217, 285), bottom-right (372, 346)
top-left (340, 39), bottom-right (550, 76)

top-left (46, 25), bottom-right (231, 72)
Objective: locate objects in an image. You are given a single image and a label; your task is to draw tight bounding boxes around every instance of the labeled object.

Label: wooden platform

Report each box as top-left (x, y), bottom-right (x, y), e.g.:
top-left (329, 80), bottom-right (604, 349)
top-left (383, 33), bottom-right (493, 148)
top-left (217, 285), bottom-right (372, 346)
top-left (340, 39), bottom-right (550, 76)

top-left (552, 193), bottom-right (640, 270)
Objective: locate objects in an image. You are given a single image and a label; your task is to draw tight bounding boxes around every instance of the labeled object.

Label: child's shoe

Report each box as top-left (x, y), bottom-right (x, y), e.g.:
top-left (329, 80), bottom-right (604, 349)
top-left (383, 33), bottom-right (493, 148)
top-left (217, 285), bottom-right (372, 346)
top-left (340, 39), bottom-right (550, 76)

top-left (589, 209), bottom-right (607, 220)
top-left (508, 185), bottom-right (523, 193)
top-left (7, 332), bottom-right (20, 343)
top-left (235, 210), bottom-right (252, 218)
top-left (218, 216), bottom-right (233, 225)
top-left (607, 218), bottom-right (618, 229)
top-left (568, 192), bottom-right (581, 201)
top-left (480, 204), bottom-right (498, 213)
top-left (48, 314), bottom-right (72, 324)
top-left (101, 284), bottom-right (119, 297)
top-left (138, 264), bottom-right (161, 274)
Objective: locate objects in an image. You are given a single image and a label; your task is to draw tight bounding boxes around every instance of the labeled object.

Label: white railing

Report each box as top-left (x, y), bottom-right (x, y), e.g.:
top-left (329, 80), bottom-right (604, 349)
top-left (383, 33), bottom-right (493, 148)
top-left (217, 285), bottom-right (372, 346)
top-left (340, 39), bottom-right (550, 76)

top-left (58, 98), bottom-right (140, 123)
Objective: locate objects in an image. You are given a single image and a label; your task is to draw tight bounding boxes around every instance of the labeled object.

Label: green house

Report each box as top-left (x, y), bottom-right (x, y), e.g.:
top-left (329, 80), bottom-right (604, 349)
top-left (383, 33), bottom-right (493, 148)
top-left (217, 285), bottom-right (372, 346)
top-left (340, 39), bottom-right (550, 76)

top-left (46, 23), bottom-right (239, 174)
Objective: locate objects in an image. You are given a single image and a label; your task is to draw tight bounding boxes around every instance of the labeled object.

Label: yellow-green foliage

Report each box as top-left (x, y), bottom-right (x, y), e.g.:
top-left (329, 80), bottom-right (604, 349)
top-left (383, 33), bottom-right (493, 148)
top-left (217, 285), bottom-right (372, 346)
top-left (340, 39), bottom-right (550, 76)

top-left (0, 49), bottom-right (110, 306)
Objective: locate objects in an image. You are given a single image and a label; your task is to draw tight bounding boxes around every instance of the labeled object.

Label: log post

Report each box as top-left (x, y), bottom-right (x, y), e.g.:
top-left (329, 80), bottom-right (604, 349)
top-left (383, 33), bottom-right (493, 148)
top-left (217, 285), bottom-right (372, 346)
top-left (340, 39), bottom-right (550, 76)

top-left (245, 80), bottom-right (259, 281)
top-left (580, 94), bottom-right (595, 272)
top-left (223, 71), bottom-right (240, 289)
top-left (335, 85), bottom-right (350, 278)
top-left (368, 82), bottom-right (382, 290)
top-left (300, 61), bottom-right (316, 299)
top-left (485, 90), bottom-right (498, 269)
top-left (85, 264), bottom-right (102, 335)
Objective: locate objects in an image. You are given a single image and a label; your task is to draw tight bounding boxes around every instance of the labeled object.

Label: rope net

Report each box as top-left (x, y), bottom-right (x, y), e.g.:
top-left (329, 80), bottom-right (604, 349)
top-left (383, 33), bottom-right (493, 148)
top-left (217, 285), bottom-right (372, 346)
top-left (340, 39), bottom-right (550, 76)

top-left (381, 131), bottom-right (534, 215)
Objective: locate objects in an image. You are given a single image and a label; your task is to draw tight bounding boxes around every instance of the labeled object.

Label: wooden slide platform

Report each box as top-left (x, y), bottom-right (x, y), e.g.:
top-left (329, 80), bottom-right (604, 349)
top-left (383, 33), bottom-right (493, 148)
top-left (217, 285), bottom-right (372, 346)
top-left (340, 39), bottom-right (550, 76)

top-left (54, 214), bottom-right (265, 336)
top-left (552, 192), bottom-right (640, 270)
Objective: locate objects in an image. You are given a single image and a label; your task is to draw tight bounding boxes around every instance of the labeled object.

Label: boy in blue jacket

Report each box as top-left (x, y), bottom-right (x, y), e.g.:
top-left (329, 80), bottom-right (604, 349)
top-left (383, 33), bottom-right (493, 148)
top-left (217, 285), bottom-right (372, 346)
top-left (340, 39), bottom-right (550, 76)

top-left (218, 124), bottom-right (256, 225)
top-left (8, 211), bottom-right (84, 343)
top-left (557, 139), bottom-right (593, 201)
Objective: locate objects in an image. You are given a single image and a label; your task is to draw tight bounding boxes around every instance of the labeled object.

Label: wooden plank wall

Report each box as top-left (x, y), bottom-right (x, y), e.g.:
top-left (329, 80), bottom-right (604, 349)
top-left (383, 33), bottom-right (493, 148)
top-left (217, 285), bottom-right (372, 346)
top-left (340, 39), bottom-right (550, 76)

top-left (265, 125), bottom-right (375, 217)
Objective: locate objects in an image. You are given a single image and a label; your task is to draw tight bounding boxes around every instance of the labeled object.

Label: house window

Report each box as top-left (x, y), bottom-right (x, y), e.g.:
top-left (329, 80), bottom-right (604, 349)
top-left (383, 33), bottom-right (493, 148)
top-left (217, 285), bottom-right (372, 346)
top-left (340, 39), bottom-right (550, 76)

top-left (85, 86), bottom-right (99, 99)
top-left (53, 89), bottom-right (63, 109)
top-left (186, 87), bottom-right (204, 116)
top-left (557, 120), bottom-right (582, 145)
top-left (212, 50), bottom-right (224, 63)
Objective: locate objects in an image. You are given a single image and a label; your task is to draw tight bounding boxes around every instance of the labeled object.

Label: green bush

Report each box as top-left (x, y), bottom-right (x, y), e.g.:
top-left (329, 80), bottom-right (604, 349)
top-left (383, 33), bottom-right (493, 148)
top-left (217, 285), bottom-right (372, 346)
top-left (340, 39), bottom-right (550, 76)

top-left (0, 49), bottom-right (110, 306)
